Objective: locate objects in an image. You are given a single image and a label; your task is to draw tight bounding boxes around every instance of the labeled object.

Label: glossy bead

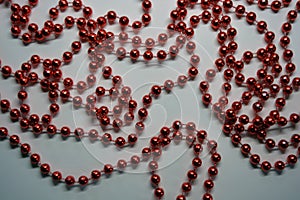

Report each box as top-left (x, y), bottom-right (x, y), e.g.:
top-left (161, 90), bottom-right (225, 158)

top-left (157, 50), bottom-right (167, 61)
top-left (193, 143), bottom-right (203, 155)
top-left (115, 47), bottom-right (126, 60)
top-left (265, 138), bottom-right (276, 150)
top-left (10, 109), bottom-right (20, 121)
top-left (150, 85), bottom-right (161, 98)
top-left (51, 171), bottom-right (62, 182)
top-left (257, 21), bottom-right (267, 33)
top-left (95, 16), bottom-right (106, 29)
top-left (154, 188), bottom-right (164, 198)
top-left (211, 18), bottom-right (220, 30)
top-left (115, 137), bottom-right (126, 148)
top-left (277, 116), bottom-right (288, 126)
top-left (208, 166), bottom-right (218, 177)
top-left (58, 0), bottom-right (68, 11)
top-left (176, 195), bottom-right (186, 200)
top-left (278, 140), bottom-right (289, 151)
top-left (151, 146), bottom-right (161, 158)
top-left (270, 110), bottom-right (280, 120)
top-left (283, 49), bottom-right (293, 61)
top-left (271, 1), bottom-right (282, 12)
top-left (11, 25), bottom-right (21, 37)
top-left (190, 15), bottom-right (200, 27)
top-left (9, 135), bottom-right (19, 146)
top-left (287, 10), bottom-right (298, 22)
top-left (107, 11), bottom-right (117, 24)
top-left (142, 95), bottom-right (152, 107)
top-left (157, 33), bottom-right (168, 46)
top-left (131, 21), bottom-right (142, 33)
top-left (192, 157), bottom-right (202, 168)
top-left (287, 154), bottom-right (297, 165)
top-left (243, 51), bottom-right (253, 63)
top-left (246, 12), bottom-right (256, 24)
top-left (127, 134), bottom-right (137, 146)
top-left (274, 161), bottom-right (285, 171)
top-left (202, 193), bottom-right (213, 200)
top-left (231, 134), bottom-right (241, 145)
top-left (144, 38), bottom-right (155, 49)
top-left (123, 112), bottom-right (134, 124)
top-left (1, 65), bottom-right (13, 78)
top-left (65, 176), bottom-right (76, 186)
top-left (279, 36), bottom-right (290, 49)
top-left (169, 45), bottom-right (179, 58)
top-left (82, 6), bottom-right (92, 18)
top-left (182, 182), bottom-right (192, 193)
top-left (150, 174), bottom-right (161, 186)
top-left (285, 63), bottom-right (295, 74)
top-left (20, 118), bottom-right (30, 129)
top-left (142, 0), bottom-right (152, 11)
top-left (47, 124), bottom-right (57, 136)
top-left (142, 13), bottom-right (151, 25)
top-left (290, 114), bottom-right (300, 124)
top-left (130, 155), bottom-right (140, 166)
top-left (29, 114), bottom-right (40, 126)
top-left (258, 0), bottom-right (268, 9)
top-left (49, 103), bottom-right (60, 115)
top-left (187, 169), bottom-right (198, 180)
top-left (30, 153), bottom-right (40, 165)
top-left (211, 152), bottom-right (221, 163)
top-left (128, 49), bottom-right (140, 61)
top-left (40, 163), bottom-right (50, 175)
top-left (49, 7), bottom-right (59, 19)
top-left (78, 176), bottom-right (89, 186)
top-left (202, 93), bottom-right (212, 106)
top-left (140, 147), bottom-right (151, 161)
top-left (199, 81), bottom-right (209, 93)
top-left (104, 164), bottom-right (114, 175)
top-left (143, 50), bottom-right (153, 61)
top-left (241, 144), bottom-right (251, 155)
top-left (261, 161), bottom-right (272, 172)
top-left (249, 154), bottom-right (260, 166)
top-left (177, 75), bottom-right (188, 87)
top-left (72, 0), bottom-right (82, 11)
top-left (22, 32), bottom-right (32, 44)
top-left (252, 102), bottom-right (263, 113)
top-left (235, 5), bottom-right (245, 18)
top-left (204, 179), bottom-right (214, 190)
top-left (190, 54), bottom-right (200, 67)
top-left (115, 160), bottom-right (127, 171)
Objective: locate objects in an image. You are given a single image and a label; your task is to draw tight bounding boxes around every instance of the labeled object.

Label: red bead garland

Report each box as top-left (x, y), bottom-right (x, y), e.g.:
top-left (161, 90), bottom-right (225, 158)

top-left (0, 0), bottom-right (300, 199)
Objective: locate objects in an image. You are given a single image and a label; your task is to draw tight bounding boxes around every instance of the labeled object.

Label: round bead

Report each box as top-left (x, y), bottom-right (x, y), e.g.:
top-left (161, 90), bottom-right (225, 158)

top-left (150, 174), bottom-right (160, 185)
top-left (203, 193), bottom-right (213, 200)
top-left (65, 176), bottom-right (76, 186)
top-left (30, 153), bottom-right (40, 165)
top-left (192, 157), bottom-right (202, 168)
top-left (21, 143), bottom-right (31, 155)
top-left (117, 160), bottom-right (127, 171)
top-left (104, 164), bottom-right (114, 175)
top-left (78, 176), bottom-right (89, 186)
top-left (182, 182), bottom-right (192, 193)
top-left (40, 163), bottom-right (50, 175)
top-left (154, 188), bottom-right (164, 198)
top-left (287, 154), bottom-right (298, 165)
top-left (52, 171), bottom-right (62, 181)
top-left (204, 179), bottom-right (214, 190)
top-left (9, 135), bottom-right (20, 146)
top-left (115, 137), bottom-right (126, 148)
top-left (274, 161), bottom-right (285, 171)
top-left (261, 161), bottom-right (272, 172)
